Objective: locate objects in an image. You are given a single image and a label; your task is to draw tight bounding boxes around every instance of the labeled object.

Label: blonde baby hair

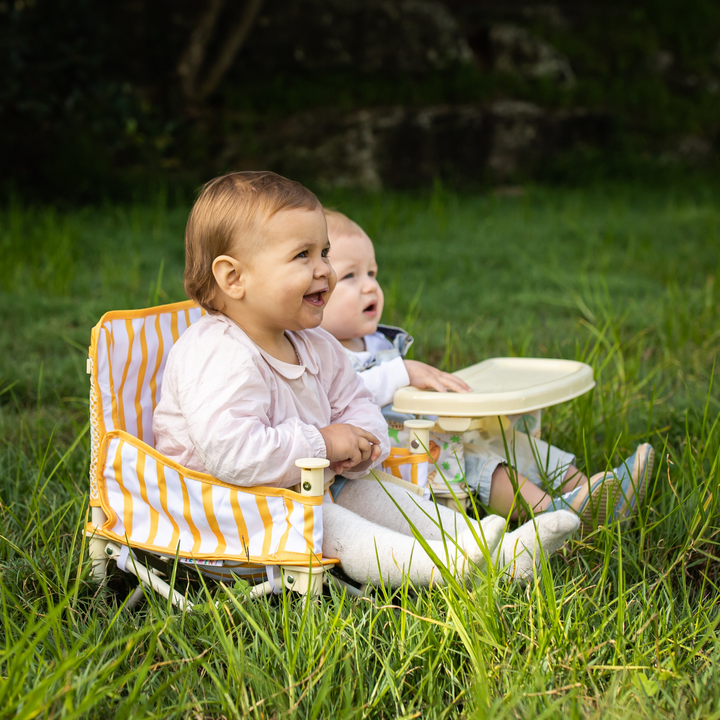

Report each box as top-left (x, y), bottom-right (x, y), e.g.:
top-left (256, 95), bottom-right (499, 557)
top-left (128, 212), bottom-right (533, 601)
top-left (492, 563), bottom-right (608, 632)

top-left (323, 208), bottom-right (369, 243)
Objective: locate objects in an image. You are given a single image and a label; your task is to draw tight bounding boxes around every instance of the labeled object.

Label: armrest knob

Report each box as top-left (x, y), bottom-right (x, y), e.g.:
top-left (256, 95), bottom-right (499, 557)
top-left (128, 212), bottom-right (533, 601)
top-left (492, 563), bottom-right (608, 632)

top-left (295, 458), bottom-right (330, 497)
top-left (404, 419), bottom-right (435, 454)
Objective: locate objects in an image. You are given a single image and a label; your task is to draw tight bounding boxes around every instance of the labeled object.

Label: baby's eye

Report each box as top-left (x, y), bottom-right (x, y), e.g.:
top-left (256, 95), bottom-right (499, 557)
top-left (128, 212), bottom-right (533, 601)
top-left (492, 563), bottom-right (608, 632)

top-left (321, 247), bottom-right (330, 258)
top-left (341, 272), bottom-right (354, 281)
top-left (368, 270), bottom-right (377, 278)
top-left (295, 250), bottom-right (309, 259)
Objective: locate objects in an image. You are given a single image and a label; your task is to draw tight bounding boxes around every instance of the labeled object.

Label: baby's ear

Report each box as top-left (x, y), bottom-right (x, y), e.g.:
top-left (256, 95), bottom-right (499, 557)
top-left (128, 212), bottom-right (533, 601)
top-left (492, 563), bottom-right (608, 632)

top-left (212, 255), bottom-right (245, 300)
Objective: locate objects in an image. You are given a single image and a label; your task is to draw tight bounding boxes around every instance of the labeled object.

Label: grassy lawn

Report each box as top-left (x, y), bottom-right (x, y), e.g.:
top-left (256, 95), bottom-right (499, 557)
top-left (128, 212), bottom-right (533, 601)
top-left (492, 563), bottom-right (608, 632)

top-left (1, 180), bottom-right (719, 718)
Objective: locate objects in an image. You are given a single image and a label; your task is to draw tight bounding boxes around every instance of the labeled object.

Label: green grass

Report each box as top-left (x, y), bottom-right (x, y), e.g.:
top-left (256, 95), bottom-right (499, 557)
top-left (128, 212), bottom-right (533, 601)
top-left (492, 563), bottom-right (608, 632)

top-left (1, 180), bottom-right (719, 718)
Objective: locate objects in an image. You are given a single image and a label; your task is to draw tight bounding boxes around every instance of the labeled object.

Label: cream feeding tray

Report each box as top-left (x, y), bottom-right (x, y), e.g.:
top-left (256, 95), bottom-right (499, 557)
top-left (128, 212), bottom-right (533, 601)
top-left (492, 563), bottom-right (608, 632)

top-left (392, 357), bottom-right (595, 434)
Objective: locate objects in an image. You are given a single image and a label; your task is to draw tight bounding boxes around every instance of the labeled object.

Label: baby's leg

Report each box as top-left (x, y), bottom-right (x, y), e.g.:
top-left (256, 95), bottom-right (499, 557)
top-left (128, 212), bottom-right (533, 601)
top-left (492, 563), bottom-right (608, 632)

top-left (481, 431), bottom-right (585, 510)
top-left (488, 465), bottom-right (592, 520)
top-left (336, 479), bottom-right (505, 570)
top-left (323, 503), bottom-right (465, 586)
top-left (337, 478), bottom-right (472, 539)
top-left (465, 440), bottom-right (546, 520)
top-left (488, 465), bottom-right (550, 519)
top-left (477, 427), bottom-right (587, 519)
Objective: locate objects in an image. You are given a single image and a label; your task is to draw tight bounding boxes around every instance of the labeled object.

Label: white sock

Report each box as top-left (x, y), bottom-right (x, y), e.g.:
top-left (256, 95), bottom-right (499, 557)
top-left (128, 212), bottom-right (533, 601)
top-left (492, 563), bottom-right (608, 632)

top-left (322, 503), bottom-right (506, 587)
top-left (459, 514), bottom-right (507, 573)
top-left (492, 510), bottom-right (580, 584)
top-left (336, 478), bottom-right (476, 540)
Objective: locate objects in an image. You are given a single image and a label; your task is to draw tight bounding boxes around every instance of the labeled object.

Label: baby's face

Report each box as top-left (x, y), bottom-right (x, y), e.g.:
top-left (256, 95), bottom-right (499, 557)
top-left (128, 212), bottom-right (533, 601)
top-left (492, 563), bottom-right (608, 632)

top-left (238, 206), bottom-right (336, 333)
top-left (321, 230), bottom-right (384, 341)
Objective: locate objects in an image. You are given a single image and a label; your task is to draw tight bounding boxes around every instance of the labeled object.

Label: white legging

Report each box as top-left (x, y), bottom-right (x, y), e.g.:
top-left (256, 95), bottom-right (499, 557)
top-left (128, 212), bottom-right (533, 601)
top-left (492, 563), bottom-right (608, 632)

top-left (322, 478), bottom-right (505, 586)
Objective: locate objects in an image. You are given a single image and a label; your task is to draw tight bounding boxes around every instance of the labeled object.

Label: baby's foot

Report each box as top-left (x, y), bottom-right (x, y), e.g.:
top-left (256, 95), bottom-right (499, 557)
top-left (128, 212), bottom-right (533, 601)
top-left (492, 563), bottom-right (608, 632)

top-left (459, 514), bottom-right (506, 573)
top-left (493, 510), bottom-right (580, 584)
top-left (609, 443), bottom-right (654, 522)
top-left (577, 443), bottom-right (655, 528)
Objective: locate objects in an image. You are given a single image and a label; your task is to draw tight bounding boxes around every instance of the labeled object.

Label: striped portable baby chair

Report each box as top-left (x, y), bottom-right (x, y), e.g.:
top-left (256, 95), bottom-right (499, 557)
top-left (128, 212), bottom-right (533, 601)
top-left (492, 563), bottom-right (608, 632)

top-left (86, 300), bottom-right (339, 610)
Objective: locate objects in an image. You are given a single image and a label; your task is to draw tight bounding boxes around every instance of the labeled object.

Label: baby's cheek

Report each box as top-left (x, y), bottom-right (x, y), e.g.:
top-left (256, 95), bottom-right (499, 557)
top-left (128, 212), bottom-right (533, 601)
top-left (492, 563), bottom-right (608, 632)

top-left (328, 265), bottom-right (338, 292)
top-left (376, 285), bottom-right (385, 319)
top-left (325, 286), bottom-right (348, 317)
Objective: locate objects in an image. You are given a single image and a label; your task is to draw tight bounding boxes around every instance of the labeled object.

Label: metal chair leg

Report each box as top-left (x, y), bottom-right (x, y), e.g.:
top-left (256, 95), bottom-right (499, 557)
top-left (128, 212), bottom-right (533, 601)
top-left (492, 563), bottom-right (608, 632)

top-left (125, 585), bottom-right (145, 609)
top-left (103, 542), bottom-right (193, 611)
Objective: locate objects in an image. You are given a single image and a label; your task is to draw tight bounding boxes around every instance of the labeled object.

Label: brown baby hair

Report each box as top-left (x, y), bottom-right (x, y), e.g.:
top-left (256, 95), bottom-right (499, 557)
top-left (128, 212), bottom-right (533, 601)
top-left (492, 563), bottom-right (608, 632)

top-left (185, 171), bottom-right (320, 312)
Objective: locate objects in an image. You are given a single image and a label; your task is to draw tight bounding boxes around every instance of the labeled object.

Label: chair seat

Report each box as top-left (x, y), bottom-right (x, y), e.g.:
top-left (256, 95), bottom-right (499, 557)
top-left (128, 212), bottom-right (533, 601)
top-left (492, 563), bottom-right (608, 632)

top-left (92, 429), bottom-right (328, 566)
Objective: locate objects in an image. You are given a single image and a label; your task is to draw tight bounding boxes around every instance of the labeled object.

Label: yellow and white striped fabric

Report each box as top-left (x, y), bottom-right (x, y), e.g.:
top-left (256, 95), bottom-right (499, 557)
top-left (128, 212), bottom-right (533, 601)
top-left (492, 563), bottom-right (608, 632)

top-left (88, 300), bottom-right (333, 569)
top-left (92, 301), bottom-right (204, 449)
top-left (382, 448), bottom-right (430, 490)
top-left (98, 431), bottom-right (323, 564)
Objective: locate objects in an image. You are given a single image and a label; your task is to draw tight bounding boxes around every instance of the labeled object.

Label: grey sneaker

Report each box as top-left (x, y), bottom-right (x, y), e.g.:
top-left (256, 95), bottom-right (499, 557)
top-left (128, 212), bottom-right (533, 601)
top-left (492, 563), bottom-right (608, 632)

top-left (610, 443), bottom-right (655, 522)
top-left (546, 472), bottom-right (617, 534)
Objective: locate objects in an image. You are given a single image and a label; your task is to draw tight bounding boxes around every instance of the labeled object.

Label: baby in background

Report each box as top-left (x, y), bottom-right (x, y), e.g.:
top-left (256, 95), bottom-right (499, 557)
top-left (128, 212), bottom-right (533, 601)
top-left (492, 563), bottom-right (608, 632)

top-left (320, 209), bottom-right (655, 531)
top-left (153, 170), bottom-right (525, 588)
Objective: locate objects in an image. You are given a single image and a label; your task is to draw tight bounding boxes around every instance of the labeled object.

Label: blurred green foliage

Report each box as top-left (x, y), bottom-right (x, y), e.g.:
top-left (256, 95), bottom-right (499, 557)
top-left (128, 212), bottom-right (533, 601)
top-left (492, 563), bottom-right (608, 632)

top-left (1, 179), bottom-right (719, 425)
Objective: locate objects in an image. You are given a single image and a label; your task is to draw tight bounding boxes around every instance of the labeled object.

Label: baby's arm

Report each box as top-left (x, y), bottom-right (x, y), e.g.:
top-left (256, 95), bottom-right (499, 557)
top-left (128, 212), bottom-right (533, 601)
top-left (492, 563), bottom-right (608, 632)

top-left (357, 356), bottom-right (410, 407)
top-left (403, 360), bottom-right (471, 394)
top-left (323, 335), bottom-right (392, 477)
top-left (357, 357), bottom-right (470, 406)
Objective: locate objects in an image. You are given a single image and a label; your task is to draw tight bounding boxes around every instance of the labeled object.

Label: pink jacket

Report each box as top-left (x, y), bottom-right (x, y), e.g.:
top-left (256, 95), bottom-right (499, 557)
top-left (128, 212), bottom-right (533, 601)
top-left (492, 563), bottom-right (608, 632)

top-left (153, 314), bottom-right (390, 488)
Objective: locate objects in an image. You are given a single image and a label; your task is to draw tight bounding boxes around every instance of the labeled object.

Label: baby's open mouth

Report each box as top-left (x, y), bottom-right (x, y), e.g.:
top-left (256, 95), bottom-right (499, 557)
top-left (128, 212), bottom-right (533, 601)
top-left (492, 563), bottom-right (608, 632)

top-left (363, 302), bottom-right (377, 314)
top-left (304, 290), bottom-right (327, 307)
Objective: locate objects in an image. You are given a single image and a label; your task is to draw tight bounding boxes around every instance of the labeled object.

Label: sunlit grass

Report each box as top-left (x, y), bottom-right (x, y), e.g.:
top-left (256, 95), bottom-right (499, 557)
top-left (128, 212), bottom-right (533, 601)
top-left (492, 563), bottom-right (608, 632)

top-left (0, 181), bottom-right (719, 717)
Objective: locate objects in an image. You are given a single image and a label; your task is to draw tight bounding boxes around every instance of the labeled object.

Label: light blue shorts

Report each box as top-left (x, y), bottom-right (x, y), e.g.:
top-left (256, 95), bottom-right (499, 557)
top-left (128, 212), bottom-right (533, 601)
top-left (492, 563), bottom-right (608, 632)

top-left (464, 429), bottom-right (575, 506)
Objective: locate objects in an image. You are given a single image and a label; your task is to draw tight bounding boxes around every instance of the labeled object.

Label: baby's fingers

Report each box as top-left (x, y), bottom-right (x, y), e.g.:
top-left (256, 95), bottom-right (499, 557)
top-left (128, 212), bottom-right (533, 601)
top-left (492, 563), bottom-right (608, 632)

top-left (423, 375), bottom-right (449, 393)
top-left (354, 427), bottom-right (381, 446)
top-left (346, 445), bottom-right (363, 468)
top-left (441, 373), bottom-right (472, 393)
top-left (357, 438), bottom-right (373, 463)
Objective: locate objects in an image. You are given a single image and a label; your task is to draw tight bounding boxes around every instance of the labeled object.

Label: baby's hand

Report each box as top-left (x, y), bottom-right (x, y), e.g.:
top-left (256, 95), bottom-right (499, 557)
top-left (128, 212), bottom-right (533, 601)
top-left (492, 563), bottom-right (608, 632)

top-left (404, 359), bottom-right (472, 393)
top-left (319, 424), bottom-right (382, 474)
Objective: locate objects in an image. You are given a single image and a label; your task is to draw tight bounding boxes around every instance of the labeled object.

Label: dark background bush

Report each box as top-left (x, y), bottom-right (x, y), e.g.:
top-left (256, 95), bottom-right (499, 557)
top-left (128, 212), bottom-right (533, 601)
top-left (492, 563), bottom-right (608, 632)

top-left (3, 0), bottom-right (719, 201)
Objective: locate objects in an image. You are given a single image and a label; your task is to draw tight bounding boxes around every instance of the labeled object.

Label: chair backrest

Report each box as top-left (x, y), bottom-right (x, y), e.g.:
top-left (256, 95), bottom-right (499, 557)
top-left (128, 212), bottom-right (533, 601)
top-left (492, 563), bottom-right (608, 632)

top-left (90, 300), bottom-right (205, 448)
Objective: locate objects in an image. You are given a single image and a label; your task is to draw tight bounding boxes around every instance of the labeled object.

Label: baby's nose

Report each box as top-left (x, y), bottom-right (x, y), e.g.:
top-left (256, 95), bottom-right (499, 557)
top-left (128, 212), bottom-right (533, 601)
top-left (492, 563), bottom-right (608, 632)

top-left (314, 259), bottom-right (331, 277)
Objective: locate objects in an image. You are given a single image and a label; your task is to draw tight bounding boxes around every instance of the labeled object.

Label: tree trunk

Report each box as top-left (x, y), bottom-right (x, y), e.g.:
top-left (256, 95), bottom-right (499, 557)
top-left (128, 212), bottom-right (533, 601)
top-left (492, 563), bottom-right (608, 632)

top-left (177, 0), bottom-right (264, 108)
top-left (177, 0), bottom-right (226, 105)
